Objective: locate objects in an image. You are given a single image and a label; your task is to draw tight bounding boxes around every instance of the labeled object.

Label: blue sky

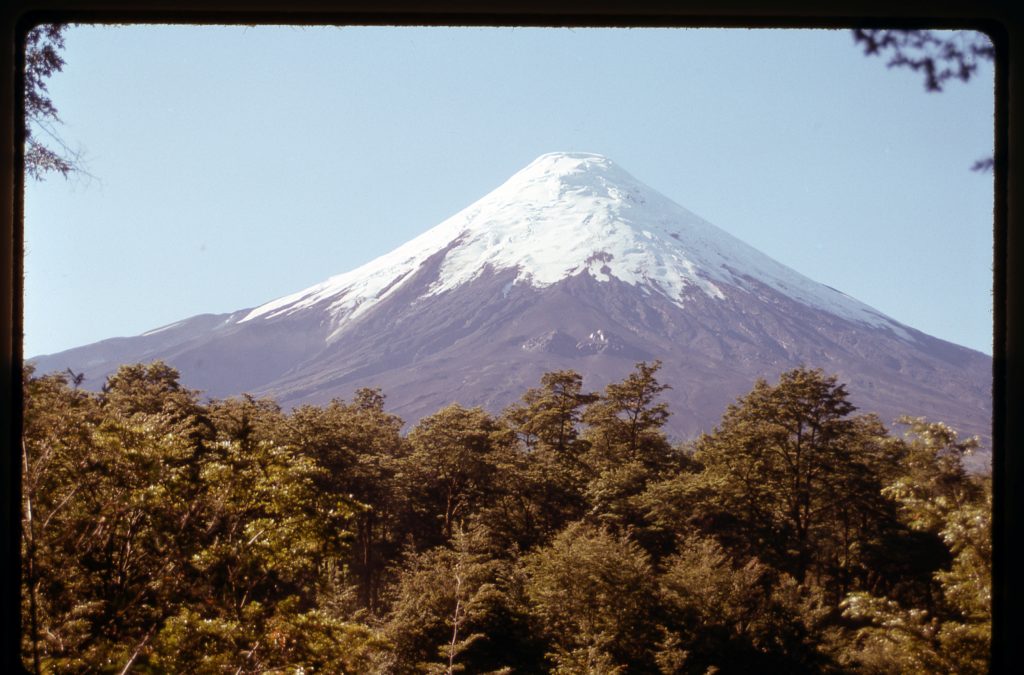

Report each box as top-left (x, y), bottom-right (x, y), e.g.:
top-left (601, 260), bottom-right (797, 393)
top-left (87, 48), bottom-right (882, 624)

top-left (24, 25), bottom-right (994, 356)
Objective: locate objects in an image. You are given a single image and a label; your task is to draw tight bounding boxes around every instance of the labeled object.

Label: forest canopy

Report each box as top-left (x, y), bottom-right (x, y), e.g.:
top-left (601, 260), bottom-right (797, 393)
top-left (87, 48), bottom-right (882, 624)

top-left (21, 362), bottom-right (990, 673)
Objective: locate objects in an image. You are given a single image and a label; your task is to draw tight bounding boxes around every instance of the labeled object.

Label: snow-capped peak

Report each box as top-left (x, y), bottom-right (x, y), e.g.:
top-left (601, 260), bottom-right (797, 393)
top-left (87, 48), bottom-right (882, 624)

top-left (241, 152), bottom-right (907, 340)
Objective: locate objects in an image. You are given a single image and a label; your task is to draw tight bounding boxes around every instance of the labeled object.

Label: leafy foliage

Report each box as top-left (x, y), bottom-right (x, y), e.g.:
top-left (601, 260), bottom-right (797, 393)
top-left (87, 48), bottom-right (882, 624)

top-left (852, 29), bottom-right (994, 93)
top-left (838, 420), bottom-right (990, 674)
top-left (25, 24), bottom-right (82, 180)
top-left (692, 369), bottom-right (902, 602)
top-left (524, 523), bottom-right (660, 672)
top-left (851, 28), bottom-right (995, 171)
top-left (21, 363), bottom-right (990, 672)
top-left (658, 536), bottom-right (828, 673)
top-left (383, 524), bottom-right (528, 674)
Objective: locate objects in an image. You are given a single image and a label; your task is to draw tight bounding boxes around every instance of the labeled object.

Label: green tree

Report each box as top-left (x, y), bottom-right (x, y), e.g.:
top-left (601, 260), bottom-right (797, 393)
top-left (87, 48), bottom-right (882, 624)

top-left (931, 487), bottom-right (991, 672)
top-left (23, 361), bottom-right (991, 673)
top-left (658, 536), bottom-right (829, 674)
top-left (209, 393), bottom-right (284, 456)
top-left (578, 362), bottom-right (678, 539)
top-left (693, 368), bottom-right (900, 601)
top-left (883, 417), bottom-right (982, 533)
top-left (21, 367), bottom-right (100, 673)
top-left (101, 360), bottom-right (215, 446)
top-left (504, 370), bottom-right (596, 457)
top-left (25, 23), bottom-right (82, 180)
top-left (838, 421), bottom-right (990, 674)
top-left (582, 360), bottom-right (672, 471)
top-left (22, 362), bottom-right (384, 672)
top-left (488, 371), bottom-right (596, 550)
top-left (284, 390), bottom-right (406, 612)
top-left (635, 443), bottom-right (710, 550)
top-left (383, 525), bottom-right (525, 674)
top-left (523, 522), bottom-right (661, 672)
top-left (150, 396), bottom-right (368, 671)
top-left (22, 364), bottom-right (214, 671)
top-left (400, 405), bottom-right (504, 547)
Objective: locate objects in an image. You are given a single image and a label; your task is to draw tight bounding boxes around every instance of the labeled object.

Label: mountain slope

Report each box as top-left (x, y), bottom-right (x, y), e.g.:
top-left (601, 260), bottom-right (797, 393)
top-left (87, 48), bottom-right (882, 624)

top-left (241, 152), bottom-right (912, 338)
top-left (31, 152), bottom-right (991, 463)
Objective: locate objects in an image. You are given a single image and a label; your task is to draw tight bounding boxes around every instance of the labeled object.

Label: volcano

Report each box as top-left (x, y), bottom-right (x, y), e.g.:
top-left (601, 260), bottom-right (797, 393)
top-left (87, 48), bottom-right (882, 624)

top-left (30, 152), bottom-right (991, 463)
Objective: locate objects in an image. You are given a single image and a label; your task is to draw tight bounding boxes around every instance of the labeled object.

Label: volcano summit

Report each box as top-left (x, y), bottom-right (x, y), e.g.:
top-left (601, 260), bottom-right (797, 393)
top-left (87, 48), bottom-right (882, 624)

top-left (31, 152), bottom-right (991, 459)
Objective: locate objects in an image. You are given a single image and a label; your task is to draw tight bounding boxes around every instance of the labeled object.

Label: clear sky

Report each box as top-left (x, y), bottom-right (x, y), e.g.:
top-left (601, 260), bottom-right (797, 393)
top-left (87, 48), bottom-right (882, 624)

top-left (24, 25), bottom-right (994, 357)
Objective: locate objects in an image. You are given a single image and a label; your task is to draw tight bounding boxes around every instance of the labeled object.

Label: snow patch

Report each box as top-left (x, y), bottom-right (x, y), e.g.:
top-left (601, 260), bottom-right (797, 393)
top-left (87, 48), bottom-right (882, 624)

top-left (142, 319), bottom-right (187, 336)
top-left (241, 152), bottom-right (911, 341)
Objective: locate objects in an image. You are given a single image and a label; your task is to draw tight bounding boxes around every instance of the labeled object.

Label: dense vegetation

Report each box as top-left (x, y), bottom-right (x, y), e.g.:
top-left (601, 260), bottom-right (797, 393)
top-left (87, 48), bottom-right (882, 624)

top-left (21, 361), bottom-right (990, 673)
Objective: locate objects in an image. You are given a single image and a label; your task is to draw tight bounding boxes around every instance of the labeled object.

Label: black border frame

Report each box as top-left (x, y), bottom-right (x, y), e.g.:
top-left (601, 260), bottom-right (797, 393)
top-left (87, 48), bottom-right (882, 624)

top-left (3, 2), bottom-right (1019, 673)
